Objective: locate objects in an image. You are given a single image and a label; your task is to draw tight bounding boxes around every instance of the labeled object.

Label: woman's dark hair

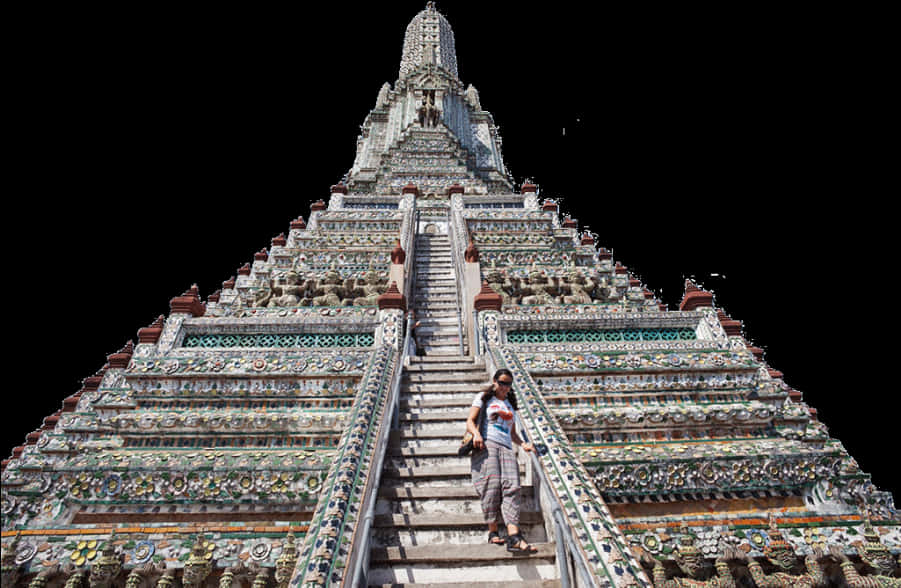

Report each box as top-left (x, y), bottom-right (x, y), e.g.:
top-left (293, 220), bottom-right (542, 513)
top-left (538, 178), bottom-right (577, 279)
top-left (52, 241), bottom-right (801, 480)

top-left (480, 368), bottom-right (517, 410)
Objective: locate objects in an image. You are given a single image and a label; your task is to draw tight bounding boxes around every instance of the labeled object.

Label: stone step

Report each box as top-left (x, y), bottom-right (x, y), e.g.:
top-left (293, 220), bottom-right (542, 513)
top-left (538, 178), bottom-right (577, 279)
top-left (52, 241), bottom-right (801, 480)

top-left (370, 542), bottom-right (556, 565)
top-left (373, 511), bottom-right (541, 529)
top-left (403, 372), bottom-right (483, 383)
top-left (416, 314), bottom-right (460, 329)
top-left (417, 349), bottom-right (470, 358)
top-left (397, 421), bottom-right (469, 436)
top-left (377, 484), bottom-right (535, 500)
top-left (414, 306), bottom-right (461, 313)
top-left (414, 326), bottom-right (462, 336)
top-left (404, 363), bottom-right (484, 373)
top-left (400, 410), bottom-right (469, 422)
top-left (371, 517), bottom-right (547, 548)
top-left (418, 335), bottom-right (463, 345)
top-left (400, 398), bottom-right (474, 410)
top-left (390, 429), bottom-right (466, 448)
top-left (408, 356), bottom-right (475, 364)
top-left (401, 381), bottom-right (483, 391)
top-left (413, 310), bottom-right (458, 318)
top-left (416, 277), bottom-right (457, 288)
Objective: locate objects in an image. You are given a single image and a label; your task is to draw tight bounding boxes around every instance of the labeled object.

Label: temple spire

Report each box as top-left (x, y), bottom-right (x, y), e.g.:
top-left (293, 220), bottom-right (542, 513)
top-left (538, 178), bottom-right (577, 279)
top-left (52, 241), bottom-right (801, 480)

top-left (399, 2), bottom-right (459, 80)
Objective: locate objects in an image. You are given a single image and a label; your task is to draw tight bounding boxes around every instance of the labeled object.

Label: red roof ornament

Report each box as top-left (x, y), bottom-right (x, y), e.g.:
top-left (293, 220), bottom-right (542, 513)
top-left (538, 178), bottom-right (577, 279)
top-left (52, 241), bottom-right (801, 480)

top-left (402, 183), bottom-right (421, 197)
top-left (448, 184), bottom-right (464, 195)
top-left (390, 240), bottom-right (406, 265)
top-left (238, 263), bottom-right (252, 276)
top-left (137, 315), bottom-right (165, 344)
top-left (106, 341), bottom-right (134, 369)
top-left (581, 233), bottom-right (595, 246)
top-left (464, 239), bottom-right (480, 263)
top-left (474, 280), bottom-right (503, 312)
top-left (272, 233), bottom-right (287, 247)
top-left (377, 281), bottom-right (406, 312)
top-left (521, 183), bottom-right (537, 194)
top-left (254, 249), bottom-right (269, 262)
top-left (542, 199), bottom-right (557, 212)
top-left (330, 183), bottom-right (348, 194)
top-left (563, 216), bottom-right (578, 229)
top-left (311, 199), bottom-right (327, 212)
top-left (679, 280), bottom-right (714, 311)
top-left (169, 284), bottom-right (206, 317)
top-left (291, 216), bottom-right (307, 230)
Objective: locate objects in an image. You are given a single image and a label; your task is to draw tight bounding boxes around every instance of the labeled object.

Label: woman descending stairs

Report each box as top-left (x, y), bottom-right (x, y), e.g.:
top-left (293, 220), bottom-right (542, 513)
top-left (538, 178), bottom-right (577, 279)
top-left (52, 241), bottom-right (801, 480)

top-left (366, 232), bottom-right (561, 586)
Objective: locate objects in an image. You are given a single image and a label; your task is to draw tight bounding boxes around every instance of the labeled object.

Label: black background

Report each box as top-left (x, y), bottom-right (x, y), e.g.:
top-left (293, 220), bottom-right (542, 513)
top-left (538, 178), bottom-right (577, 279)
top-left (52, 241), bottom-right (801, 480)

top-left (6, 2), bottom-right (896, 495)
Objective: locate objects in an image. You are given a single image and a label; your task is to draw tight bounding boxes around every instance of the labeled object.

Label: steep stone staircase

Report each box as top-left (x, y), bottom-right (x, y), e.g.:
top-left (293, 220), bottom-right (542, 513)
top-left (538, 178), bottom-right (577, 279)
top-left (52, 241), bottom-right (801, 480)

top-left (366, 231), bottom-right (560, 587)
top-left (410, 233), bottom-right (467, 356)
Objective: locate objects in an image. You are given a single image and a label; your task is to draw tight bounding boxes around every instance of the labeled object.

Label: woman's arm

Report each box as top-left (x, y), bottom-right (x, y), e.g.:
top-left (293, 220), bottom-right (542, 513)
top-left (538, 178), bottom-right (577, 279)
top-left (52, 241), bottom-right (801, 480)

top-left (510, 420), bottom-right (533, 452)
top-left (467, 406), bottom-right (485, 450)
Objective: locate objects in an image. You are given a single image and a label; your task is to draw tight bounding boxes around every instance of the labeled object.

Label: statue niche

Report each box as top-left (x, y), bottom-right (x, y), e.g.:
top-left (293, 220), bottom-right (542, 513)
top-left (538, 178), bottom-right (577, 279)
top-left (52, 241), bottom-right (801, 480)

top-left (418, 90), bottom-right (440, 127)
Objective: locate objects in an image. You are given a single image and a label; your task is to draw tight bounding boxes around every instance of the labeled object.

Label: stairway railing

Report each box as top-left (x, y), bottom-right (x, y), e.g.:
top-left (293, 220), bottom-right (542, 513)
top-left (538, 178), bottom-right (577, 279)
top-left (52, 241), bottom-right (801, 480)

top-left (447, 210), bottom-right (466, 356)
top-left (350, 206), bottom-right (416, 587)
top-left (350, 313), bottom-right (412, 588)
top-left (515, 413), bottom-right (592, 588)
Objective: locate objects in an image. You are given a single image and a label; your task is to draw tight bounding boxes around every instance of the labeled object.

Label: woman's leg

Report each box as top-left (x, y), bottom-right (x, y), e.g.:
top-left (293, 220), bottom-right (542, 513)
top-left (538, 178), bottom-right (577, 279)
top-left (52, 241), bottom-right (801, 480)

top-left (471, 445), bottom-right (503, 536)
top-left (499, 445), bottom-right (536, 552)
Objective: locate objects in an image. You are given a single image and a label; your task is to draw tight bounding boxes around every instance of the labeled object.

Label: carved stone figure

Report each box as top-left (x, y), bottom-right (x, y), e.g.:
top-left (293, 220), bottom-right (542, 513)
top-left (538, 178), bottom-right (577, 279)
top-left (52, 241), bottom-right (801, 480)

top-left (267, 271), bottom-right (306, 307)
top-left (181, 540), bottom-right (212, 588)
top-left (830, 522), bottom-right (901, 587)
top-left (155, 568), bottom-right (175, 588)
top-left (252, 285), bottom-right (272, 308)
top-left (638, 537), bottom-right (740, 587)
top-left (465, 84), bottom-right (482, 111)
top-left (561, 270), bottom-right (594, 304)
top-left (352, 271), bottom-right (386, 306)
top-left (274, 532), bottom-right (298, 588)
top-left (1, 538), bottom-right (22, 587)
top-left (418, 90), bottom-right (440, 127)
top-left (741, 518), bottom-right (827, 587)
top-left (520, 269), bottom-right (557, 305)
top-left (485, 269), bottom-right (513, 306)
top-left (125, 562), bottom-right (164, 588)
top-left (312, 270), bottom-right (346, 307)
top-left (218, 562), bottom-right (248, 588)
top-left (28, 563), bottom-right (61, 588)
top-left (88, 538), bottom-right (122, 588)
top-left (375, 82), bottom-right (391, 110)
top-left (65, 567), bottom-right (88, 588)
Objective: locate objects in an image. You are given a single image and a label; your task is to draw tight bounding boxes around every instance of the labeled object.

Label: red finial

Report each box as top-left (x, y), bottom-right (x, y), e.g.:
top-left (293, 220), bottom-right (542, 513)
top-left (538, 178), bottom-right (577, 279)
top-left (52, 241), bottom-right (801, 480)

top-left (474, 280), bottom-right (503, 311)
top-left (107, 340), bottom-right (134, 369)
top-left (138, 315), bottom-right (165, 344)
top-left (169, 284), bottom-right (206, 317)
top-left (391, 240), bottom-right (406, 265)
top-left (679, 279), bottom-right (714, 311)
top-left (464, 239), bottom-right (480, 263)
top-left (377, 281), bottom-right (406, 311)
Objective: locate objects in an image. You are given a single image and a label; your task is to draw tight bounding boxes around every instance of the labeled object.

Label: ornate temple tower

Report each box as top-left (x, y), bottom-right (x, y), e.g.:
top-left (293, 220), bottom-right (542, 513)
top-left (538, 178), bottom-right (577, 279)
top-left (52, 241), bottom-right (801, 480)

top-left (3, 4), bottom-right (898, 588)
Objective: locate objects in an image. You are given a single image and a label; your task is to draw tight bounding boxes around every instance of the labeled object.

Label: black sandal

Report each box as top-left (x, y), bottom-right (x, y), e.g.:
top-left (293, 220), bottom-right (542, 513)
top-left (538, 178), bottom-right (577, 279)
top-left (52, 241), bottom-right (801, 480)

top-left (488, 530), bottom-right (504, 545)
top-left (506, 533), bottom-right (537, 554)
